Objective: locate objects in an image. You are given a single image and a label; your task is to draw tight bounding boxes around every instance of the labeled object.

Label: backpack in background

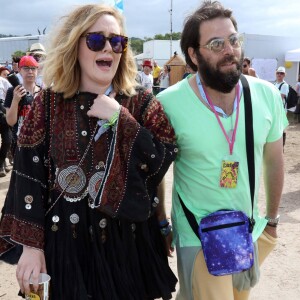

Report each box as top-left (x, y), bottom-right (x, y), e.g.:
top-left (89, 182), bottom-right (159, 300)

top-left (279, 83), bottom-right (298, 109)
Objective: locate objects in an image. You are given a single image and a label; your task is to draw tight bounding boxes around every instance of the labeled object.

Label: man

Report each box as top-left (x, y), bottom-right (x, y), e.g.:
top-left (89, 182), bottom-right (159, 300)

top-left (274, 66), bottom-right (289, 108)
top-left (157, 1), bottom-right (287, 299)
top-left (242, 57), bottom-right (257, 77)
top-left (274, 66), bottom-right (289, 148)
top-left (136, 60), bottom-right (153, 92)
top-left (152, 60), bottom-right (161, 94)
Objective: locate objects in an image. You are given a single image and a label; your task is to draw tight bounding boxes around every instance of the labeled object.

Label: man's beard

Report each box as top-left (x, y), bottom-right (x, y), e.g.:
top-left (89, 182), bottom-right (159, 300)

top-left (196, 50), bottom-right (243, 93)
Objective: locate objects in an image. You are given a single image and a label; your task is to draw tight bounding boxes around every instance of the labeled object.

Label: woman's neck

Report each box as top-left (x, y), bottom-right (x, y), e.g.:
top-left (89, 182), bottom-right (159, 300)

top-left (23, 82), bottom-right (36, 94)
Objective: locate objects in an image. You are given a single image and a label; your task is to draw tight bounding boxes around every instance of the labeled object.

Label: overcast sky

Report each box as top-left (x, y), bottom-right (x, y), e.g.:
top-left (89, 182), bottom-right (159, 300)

top-left (0, 0), bottom-right (300, 38)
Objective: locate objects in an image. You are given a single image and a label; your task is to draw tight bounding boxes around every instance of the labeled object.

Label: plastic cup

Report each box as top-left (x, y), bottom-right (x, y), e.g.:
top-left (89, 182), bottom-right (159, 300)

top-left (25, 273), bottom-right (51, 300)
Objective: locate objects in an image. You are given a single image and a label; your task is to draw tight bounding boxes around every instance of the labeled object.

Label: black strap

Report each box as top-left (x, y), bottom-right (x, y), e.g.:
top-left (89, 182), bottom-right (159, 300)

top-left (179, 75), bottom-right (256, 236)
top-left (278, 82), bottom-right (284, 91)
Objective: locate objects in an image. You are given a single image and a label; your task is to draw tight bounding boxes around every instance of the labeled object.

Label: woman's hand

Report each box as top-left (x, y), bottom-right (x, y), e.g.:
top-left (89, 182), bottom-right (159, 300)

top-left (13, 85), bottom-right (26, 103)
top-left (87, 92), bottom-right (120, 120)
top-left (164, 231), bottom-right (175, 257)
top-left (16, 246), bottom-right (47, 295)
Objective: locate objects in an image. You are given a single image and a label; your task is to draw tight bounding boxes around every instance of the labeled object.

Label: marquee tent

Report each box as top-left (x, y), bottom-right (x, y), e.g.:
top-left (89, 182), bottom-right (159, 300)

top-left (285, 48), bottom-right (300, 61)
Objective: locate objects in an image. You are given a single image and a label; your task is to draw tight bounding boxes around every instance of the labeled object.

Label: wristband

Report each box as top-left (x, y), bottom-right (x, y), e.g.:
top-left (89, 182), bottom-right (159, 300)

top-left (160, 224), bottom-right (172, 236)
top-left (266, 222), bottom-right (278, 228)
top-left (103, 109), bottom-right (120, 128)
top-left (159, 219), bottom-right (169, 228)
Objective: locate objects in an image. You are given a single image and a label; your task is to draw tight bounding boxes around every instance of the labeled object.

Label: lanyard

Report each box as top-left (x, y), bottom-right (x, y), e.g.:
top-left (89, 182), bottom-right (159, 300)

top-left (198, 75), bottom-right (240, 155)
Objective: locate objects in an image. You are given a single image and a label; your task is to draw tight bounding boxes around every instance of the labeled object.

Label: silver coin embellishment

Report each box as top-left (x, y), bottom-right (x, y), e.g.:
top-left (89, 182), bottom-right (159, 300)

top-left (80, 105), bottom-right (84, 110)
top-left (70, 213), bottom-right (79, 224)
top-left (99, 218), bottom-right (107, 229)
top-left (33, 156), bottom-right (39, 163)
top-left (24, 195), bottom-right (34, 204)
top-left (154, 197), bottom-right (159, 204)
top-left (25, 204), bottom-right (32, 210)
top-left (81, 130), bottom-right (87, 136)
top-left (52, 215), bottom-right (60, 223)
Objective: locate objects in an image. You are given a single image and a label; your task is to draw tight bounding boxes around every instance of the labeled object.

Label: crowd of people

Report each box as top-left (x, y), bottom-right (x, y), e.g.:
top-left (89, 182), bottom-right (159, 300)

top-left (0, 0), bottom-right (298, 299)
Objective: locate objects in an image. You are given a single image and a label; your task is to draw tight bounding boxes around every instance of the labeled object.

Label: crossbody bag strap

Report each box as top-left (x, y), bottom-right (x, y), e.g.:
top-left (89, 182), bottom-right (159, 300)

top-left (179, 75), bottom-right (256, 236)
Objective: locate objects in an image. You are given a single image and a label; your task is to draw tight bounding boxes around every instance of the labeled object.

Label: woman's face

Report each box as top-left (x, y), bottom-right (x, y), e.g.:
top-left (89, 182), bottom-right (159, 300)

top-left (0, 69), bottom-right (9, 78)
top-left (78, 14), bottom-right (123, 93)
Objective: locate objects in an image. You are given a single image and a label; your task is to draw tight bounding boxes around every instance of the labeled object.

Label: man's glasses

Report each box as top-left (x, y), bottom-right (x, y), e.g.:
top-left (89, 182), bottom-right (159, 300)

top-left (82, 32), bottom-right (128, 53)
top-left (276, 72), bottom-right (285, 75)
top-left (200, 34), bottom-right (243, 53)
top-left (22, 67), bottom-right (38, 72)
top-left (242, 64), bottom-right (248, 68)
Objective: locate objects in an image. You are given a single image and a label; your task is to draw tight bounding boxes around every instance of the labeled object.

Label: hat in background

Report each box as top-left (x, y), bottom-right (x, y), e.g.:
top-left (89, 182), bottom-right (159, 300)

top-left (142, 60), bottom-right (153, 69)
top-left (276, 66), bottom-right (286, 73)
top-left (19, 56), bottom-right (39, 68)
top-left (28, 43), bottom-right (46, 56)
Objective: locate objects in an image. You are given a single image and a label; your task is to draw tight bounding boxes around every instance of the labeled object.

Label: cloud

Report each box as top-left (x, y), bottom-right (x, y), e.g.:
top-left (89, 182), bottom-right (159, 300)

top-left (0, 0), bottom-right (299, 38)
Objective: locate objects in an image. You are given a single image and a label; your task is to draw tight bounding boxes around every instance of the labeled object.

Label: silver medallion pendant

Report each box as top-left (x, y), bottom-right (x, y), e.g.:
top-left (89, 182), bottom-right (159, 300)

top-left (57, 165), bottom-right (87, 195)
top-left (88, 171), bottom-right (105, 200)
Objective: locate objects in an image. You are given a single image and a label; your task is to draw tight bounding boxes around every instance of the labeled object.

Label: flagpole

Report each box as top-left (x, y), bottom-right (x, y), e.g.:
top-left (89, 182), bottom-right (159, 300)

top-left (169, 0), bottom-right (173, 57)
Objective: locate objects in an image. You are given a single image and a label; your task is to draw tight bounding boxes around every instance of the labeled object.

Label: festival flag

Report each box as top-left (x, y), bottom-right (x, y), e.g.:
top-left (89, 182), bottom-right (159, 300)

top-left (101, 0), bottom-right (124, 13)
top-left (114, 0), bottom-right (124, 13)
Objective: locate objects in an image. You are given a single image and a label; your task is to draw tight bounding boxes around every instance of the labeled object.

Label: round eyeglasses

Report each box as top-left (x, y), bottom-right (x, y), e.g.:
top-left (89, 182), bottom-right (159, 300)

top-left (199, 34), bottom-right (243, 53)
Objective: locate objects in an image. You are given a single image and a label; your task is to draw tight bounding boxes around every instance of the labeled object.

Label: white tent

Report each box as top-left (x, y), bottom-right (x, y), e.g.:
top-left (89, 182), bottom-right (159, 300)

top-left (285, 48), bottom-right (300, 61)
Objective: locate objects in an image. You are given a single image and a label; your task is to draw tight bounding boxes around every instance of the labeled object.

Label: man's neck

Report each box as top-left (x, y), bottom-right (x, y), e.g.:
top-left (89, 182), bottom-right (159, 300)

top-left (202, 83), bottom-right (237, 116)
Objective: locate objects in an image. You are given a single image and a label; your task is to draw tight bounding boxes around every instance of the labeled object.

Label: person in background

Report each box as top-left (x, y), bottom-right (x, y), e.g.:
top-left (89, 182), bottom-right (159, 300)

top-left (159, 65), bottom-right (171, 92)
top-left (158, 1), bottom-right (287, 299)
top-left (0, 76), bottom-right (12, 177)
top-left (0, 67), bottom-right (10, 79)
top-left (242, 57), bottom-right (257, 77)
top-left (0, 4), bottom-right (177, 299)
top-left (5, 61), bottom-right (12, 71)
top-left (5, 56), bottom-right (41, 157)
top-left (274, 66), bottom-right (289, 148)
top-left (136, 60), bottom-right (154, 92)
top-left (295, 75), bottom-right (300, 119)
top-left (295, 74), bottom-right (300, 98)
top-left (27, 43), bottom-right (47, 87)
top-left (152, 60), bottom-right (161, 95)
top-left (182, 63), bottom-right (195, 79)
top-left (9, 57), bottom-right (23, 84)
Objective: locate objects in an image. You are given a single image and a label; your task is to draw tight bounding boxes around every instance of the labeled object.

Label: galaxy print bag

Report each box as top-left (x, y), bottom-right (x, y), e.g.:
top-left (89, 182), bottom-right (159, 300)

top-left (179, 75), bottom-right (257, 276)
top-left (198, 210), bottom-right (254, 276)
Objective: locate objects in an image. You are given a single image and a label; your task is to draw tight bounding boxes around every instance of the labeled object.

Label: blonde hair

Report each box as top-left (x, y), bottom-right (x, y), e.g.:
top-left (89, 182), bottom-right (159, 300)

top-left (43, 4), bottom-right (137, 98)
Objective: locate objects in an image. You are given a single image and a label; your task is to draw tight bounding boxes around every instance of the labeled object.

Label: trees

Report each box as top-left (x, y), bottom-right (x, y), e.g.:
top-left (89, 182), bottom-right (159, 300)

top-left (130, 32), bottom-right (181, 55)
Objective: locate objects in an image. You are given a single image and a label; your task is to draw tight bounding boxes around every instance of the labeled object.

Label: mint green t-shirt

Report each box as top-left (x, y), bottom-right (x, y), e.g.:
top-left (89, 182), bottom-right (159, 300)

top-left (157, 75), bottom-right (288, 247)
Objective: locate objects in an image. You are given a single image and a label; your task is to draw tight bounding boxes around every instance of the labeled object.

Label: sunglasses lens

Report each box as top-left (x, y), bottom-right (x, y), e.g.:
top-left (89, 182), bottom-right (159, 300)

top-left (110, 35), bottom-right (128, 53)
top-left (86, 33), bottom-right (106, 51)
top-left (86, 33), bottom-right (128, 53)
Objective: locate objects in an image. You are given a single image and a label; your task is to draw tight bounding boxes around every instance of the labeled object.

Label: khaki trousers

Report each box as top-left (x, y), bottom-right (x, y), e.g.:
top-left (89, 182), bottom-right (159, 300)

top-left (192, 230), bottom-right (277, 300)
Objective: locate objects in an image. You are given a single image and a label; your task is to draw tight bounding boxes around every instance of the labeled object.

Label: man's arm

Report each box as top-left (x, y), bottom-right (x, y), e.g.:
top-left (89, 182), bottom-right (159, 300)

top-left (263, 137), bottom-right (284, 237)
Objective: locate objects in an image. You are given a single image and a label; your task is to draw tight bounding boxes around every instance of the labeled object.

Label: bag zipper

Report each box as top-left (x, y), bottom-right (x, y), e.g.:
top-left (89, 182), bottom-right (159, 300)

top-left (201, 221), bottom-right (245, 232)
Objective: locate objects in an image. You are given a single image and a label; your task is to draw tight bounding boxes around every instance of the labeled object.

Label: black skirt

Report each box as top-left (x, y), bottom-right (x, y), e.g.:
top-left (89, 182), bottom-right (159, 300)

top-left (43, 196), bottom-right (177, 300)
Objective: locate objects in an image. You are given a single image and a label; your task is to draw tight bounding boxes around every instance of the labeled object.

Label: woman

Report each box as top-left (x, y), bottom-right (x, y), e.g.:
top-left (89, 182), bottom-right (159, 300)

top-left (159, 65), bottom-right (171, 92)
top-left (0, 4), bottom-right (177, 300)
